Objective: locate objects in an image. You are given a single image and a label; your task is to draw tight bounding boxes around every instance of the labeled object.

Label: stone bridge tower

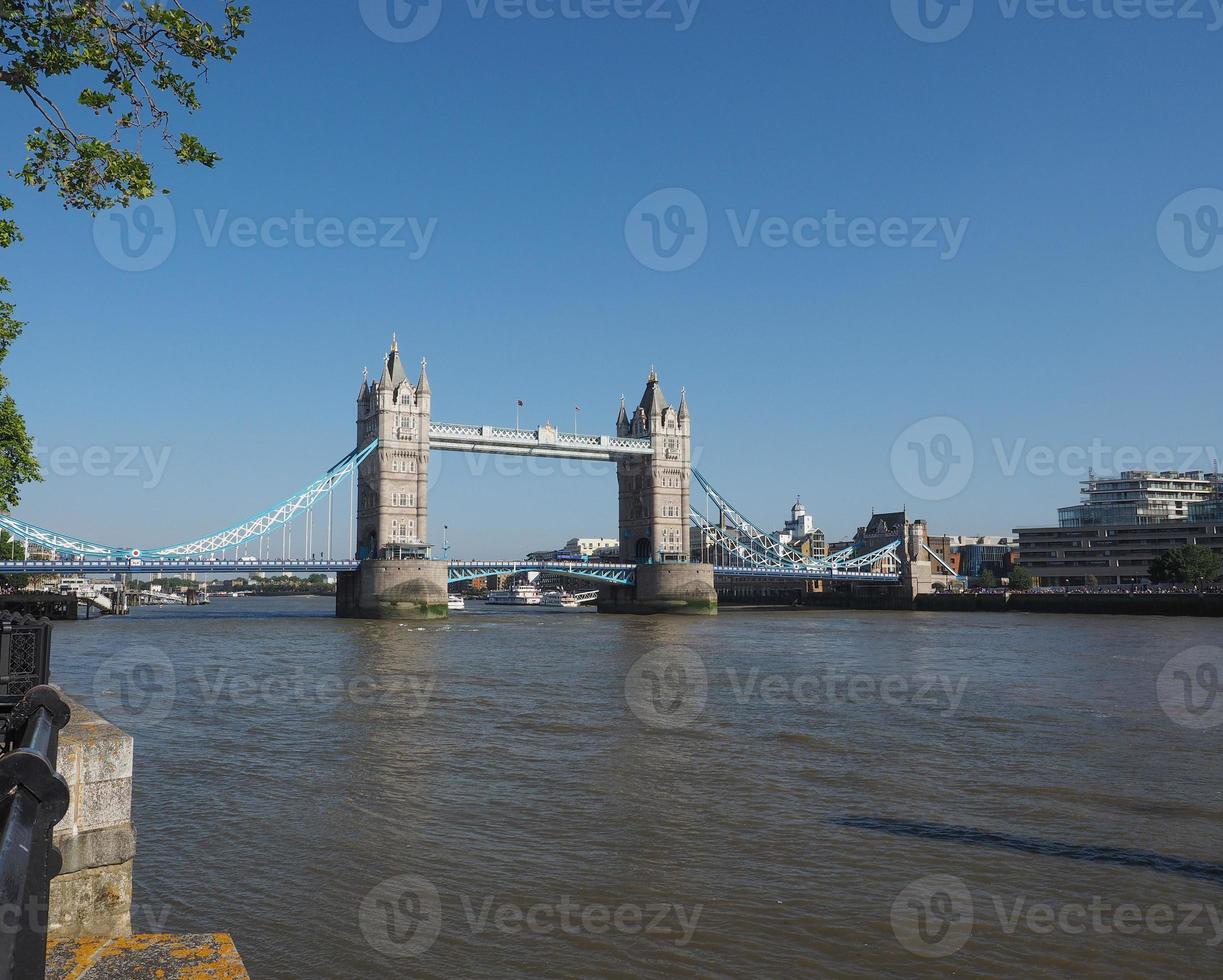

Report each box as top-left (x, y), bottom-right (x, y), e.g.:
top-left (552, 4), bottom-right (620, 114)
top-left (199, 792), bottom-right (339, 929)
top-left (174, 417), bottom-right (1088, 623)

top-left (615, 370), bottom-right (692, 563)
top-left (355, 336), bottom-right (432, 559)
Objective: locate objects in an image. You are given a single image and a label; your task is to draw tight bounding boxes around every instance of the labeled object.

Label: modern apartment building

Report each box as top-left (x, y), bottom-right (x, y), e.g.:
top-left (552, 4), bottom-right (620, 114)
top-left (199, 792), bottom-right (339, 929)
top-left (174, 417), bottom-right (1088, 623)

top-left (1057, 470), bottom-right (1223, 526)
top-left (1016, 470), bottom-right (1223, 586)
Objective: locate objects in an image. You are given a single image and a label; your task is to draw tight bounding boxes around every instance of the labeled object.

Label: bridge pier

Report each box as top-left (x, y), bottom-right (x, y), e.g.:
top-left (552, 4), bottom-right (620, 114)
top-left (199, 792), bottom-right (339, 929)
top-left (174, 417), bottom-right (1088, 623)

top-left (597, 562), bottom-right (717, 616)
top-left (336, 559), bottom-right (449, 620)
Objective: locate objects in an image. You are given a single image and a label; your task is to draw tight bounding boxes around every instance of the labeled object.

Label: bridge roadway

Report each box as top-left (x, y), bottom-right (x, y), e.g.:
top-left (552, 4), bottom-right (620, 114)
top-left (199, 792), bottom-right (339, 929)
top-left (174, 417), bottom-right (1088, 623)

top-left (0, 559), bottom-right (901, 584)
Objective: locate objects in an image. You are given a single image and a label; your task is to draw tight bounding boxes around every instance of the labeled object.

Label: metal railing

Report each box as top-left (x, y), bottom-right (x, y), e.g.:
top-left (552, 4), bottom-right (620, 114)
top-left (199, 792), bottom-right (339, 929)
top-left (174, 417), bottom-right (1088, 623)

top-left (0, 685), bottom-right (70, 980)
top-left (0, 615), bottom-right (53, 714)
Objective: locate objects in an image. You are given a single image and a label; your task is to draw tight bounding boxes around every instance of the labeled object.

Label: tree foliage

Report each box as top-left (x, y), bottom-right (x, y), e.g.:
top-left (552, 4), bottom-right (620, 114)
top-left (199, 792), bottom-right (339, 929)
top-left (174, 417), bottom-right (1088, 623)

top-left (3, 1), bottom-right (250, 211)
top-left (1008, 565), bottom-right (1034, 590)
top-left (976, 569), bottom-right (999, 589)
top-left (1149, 544), bottom-right (1223, 586)
top-left (0, 528), bottom-right (29, 586)
top-left (0, 1), bottom-right (249, 511)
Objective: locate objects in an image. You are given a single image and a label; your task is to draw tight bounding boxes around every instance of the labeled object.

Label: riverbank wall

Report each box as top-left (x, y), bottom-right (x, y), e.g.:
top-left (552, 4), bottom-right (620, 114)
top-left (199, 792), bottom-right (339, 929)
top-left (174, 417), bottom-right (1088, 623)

top-left (48, 694), bottom-right (251, 977)
top-left (722, 591), bottom-right (1223, 616)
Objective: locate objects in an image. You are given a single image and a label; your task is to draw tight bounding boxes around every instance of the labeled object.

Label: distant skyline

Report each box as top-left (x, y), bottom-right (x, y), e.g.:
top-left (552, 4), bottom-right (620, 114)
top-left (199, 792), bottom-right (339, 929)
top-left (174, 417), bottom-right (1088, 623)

top-left (2, 3), bottom-right (1220, 558)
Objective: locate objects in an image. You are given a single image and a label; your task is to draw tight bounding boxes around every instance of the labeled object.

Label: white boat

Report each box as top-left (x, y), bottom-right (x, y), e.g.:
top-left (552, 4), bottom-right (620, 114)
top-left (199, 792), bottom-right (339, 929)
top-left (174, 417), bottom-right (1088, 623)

top-left (542, 590), bottom-right (580, 608)
top-left (447, 594), bottom-right (465, 611)
top-left (487, 583), bottom-right (544, 606)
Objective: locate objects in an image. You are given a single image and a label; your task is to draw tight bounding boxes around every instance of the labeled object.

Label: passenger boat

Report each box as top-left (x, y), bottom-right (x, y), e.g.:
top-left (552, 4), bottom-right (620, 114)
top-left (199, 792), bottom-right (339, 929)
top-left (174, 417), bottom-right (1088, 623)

top-left (487, 583), bottom-right (543, 606)
top-left (447, 594), bottom-right (465, 611)
top-left (542, 590), bottom-right (581, 608)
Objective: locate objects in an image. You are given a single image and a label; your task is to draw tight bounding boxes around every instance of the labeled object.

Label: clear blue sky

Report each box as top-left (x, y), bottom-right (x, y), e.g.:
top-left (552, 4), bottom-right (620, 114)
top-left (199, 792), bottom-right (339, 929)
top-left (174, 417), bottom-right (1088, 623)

top-left (2, 1), bottom-right (1221, 557)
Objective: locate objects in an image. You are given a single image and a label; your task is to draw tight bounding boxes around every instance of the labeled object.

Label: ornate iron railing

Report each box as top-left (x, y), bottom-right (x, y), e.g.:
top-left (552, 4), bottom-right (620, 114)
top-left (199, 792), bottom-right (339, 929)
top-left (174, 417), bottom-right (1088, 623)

top-left (0, 615), bottom-right (53, 713)
top-left (0, 685), bottom-right (70, 980)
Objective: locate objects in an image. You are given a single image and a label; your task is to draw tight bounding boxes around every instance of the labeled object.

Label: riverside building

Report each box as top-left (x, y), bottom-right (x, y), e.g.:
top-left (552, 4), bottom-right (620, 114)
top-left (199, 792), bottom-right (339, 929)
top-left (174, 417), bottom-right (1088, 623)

top-left (1015, 470), bottom-right (1223, 586)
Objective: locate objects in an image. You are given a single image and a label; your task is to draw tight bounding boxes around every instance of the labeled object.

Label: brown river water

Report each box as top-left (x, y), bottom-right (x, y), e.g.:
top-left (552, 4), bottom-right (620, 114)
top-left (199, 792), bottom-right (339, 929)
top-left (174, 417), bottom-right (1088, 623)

top-left (50, 598), bottom-right (1223, 978)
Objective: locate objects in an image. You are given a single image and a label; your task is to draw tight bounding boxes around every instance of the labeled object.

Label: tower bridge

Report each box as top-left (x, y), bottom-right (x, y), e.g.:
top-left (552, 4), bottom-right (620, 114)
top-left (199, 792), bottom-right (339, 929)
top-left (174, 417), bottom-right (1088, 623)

top-left (0, 337), bottom-right (937, 618)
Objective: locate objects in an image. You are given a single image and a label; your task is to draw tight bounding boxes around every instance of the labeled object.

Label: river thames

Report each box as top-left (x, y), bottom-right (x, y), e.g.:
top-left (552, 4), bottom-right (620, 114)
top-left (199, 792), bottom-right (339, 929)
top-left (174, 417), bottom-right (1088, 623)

top-left (50, 599), bottom-right (1223, 977)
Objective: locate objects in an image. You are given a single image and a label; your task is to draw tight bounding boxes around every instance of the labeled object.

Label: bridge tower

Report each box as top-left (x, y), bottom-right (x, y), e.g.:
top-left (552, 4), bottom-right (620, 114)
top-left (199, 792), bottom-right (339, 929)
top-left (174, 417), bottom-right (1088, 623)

top-left (600, 370), bottom-right (716, 615)
top-left (354, 335), bottom-right (432, 559)
top-left (615, 370), bottom-right (691, 563)
top-left (339, 336), bottom-right (448, 620)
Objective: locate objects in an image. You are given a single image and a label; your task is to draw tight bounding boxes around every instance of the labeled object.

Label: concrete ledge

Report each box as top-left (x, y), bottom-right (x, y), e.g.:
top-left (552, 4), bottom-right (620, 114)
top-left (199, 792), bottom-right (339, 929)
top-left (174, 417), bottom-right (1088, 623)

top-left (48, 933), bottom-right (249, 979)
top-left (55, 700), bottom-right (134, 837)
top-left (51, 697), bottom-right (136, 940)
top-left (49, 860), bottom-right (133, 939)
top-left (56, 823), bottom-right (137, 877)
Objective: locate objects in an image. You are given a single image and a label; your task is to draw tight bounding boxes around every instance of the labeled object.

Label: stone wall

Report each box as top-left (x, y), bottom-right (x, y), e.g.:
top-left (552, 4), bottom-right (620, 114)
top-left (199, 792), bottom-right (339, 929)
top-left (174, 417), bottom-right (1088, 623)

top-left (49, 698), bottom-right (135, 939)
top-left (598, 563), bottom-right (717, 615)
top-left (337, 559), bottom-right (450, 619)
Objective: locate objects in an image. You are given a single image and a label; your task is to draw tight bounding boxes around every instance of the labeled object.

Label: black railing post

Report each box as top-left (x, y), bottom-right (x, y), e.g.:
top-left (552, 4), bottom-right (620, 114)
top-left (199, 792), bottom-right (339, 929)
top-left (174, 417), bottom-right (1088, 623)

top-left (0, 686), bottom-right (70, 980)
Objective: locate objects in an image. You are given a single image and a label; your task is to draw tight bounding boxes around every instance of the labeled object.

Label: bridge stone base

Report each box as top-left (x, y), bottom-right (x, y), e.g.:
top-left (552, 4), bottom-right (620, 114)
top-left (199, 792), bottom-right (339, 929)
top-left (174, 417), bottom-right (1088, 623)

top-left (337, 559), bottom-right (449, 620)
top-left (597, 563), bottom-right (717, 615)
